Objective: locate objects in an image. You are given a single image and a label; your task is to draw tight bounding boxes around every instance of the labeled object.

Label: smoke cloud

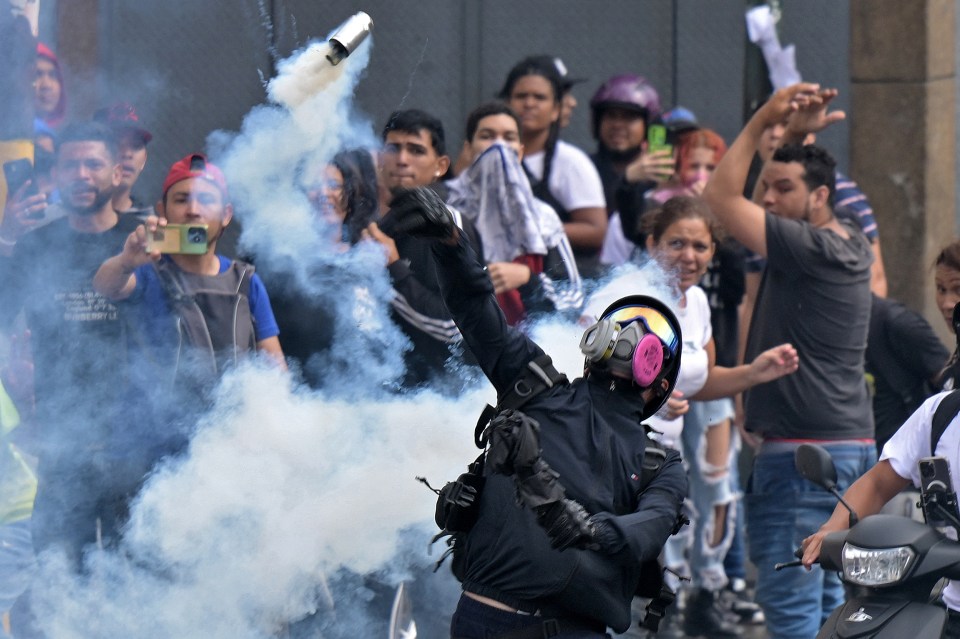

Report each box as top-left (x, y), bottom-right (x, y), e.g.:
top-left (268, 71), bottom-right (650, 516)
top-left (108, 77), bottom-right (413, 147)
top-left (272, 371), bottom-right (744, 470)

top-left (14, 14), bottom-right (681, 639)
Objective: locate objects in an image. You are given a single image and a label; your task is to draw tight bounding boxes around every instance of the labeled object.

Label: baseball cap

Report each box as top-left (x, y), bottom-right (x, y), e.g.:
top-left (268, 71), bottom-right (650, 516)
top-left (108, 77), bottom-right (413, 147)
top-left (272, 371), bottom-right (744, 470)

top-left (529, 55), bottom-right (585, 92)
top-left (93, 102), bottom-right (153, 145)
top-left (162, 153), bottom-right (229, 200)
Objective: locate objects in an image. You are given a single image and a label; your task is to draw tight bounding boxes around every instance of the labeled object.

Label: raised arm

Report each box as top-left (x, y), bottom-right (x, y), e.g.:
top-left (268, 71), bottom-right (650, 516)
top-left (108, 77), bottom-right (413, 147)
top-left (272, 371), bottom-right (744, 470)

top-left (703, 83), bottom-right (828, 257)
top-left (94, 215), bottom-right (162, 300)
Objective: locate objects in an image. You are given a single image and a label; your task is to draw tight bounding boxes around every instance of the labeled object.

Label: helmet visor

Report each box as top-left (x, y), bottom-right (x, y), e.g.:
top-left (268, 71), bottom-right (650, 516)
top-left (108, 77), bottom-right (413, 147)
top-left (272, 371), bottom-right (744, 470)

top-left (603, 305), bottom-right (679, 360)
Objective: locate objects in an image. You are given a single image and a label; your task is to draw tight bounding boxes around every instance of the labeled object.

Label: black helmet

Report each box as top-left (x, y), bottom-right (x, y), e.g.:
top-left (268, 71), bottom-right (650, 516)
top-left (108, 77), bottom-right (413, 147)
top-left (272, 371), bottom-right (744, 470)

top-left (580, 294), bottom-right (682, 420)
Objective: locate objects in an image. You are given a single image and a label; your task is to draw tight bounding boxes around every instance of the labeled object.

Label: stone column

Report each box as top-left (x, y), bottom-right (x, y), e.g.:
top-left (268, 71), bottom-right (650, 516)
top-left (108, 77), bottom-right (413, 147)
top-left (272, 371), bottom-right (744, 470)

top-left (850, 0), bottom-right (955, 340)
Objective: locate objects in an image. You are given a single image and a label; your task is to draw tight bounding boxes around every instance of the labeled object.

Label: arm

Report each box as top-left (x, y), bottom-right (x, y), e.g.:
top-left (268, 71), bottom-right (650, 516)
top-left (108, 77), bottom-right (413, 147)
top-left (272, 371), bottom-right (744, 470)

top-left (562, 206), bottom-right (607, 251)
top-left (518, 239), bottom-right (584, 315)
top-left (367, 222), bottom-right (462, 345)
top-left (432, 234), bottom-right (542, 394)
top-left (589, 447), bottom-right (687, 561)
top-left (256, 336), bottom-right (287, 370)
top-left (94, 216), bottom-right (162, 301)
top-left (703, 83), bottom-right (831, 256)
top-left (870, 242), bottom-right (888, 298)
top-left (801, 460), bottom-right (911, 567)
top-left (692, 338), bottom-right (799, 401)
top-left (834, 173), bottom-right (886, 297)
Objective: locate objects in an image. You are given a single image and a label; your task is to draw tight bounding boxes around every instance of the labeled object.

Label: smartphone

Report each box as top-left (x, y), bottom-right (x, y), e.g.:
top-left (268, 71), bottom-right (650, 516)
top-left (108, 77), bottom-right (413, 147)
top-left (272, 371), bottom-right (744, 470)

top-left (919, 455), bottom-right (960, 528)
top-left (647, 124), bottom-right (673, 155)
top-left (145, 224), bottom-right (209, 255)
top-left (3, 158), bottom-right (40, 200)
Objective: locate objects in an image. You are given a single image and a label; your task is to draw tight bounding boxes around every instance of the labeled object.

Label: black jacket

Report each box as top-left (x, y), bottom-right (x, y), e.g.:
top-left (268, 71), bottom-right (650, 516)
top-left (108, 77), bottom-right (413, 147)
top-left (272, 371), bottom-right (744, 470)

top-left (432, 234), bottom-right (686, 632)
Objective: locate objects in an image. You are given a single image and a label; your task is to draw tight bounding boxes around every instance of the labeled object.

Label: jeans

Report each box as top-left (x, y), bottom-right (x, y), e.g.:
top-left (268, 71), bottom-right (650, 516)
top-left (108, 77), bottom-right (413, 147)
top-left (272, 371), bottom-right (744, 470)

top-left (745, 441), bottom-right (875, 639)
top-left (723, 431), bottom-right (747, 582)
top-left (682, 400), bottom-right (736, 592)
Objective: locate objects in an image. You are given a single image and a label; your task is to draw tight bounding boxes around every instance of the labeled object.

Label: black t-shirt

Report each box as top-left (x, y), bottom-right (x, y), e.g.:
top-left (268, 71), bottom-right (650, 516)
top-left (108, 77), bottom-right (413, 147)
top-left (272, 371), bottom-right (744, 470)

top-left (866, 295), bottom-right (949, 449)
top-left (0, 214), bottom-right (141, 456)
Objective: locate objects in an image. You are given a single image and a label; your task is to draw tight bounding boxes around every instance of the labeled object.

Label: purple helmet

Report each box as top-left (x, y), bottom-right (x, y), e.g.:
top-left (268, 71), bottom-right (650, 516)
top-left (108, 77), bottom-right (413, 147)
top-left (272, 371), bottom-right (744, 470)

top-left (590, 74), bottom-right (661, 138)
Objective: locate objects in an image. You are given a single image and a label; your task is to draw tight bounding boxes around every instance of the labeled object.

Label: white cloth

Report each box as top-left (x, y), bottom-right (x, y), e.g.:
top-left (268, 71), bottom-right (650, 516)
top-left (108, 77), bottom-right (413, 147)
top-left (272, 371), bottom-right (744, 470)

top-left (647, 286), bottom-right (712, 447)
top-left (446, 143), bottom-right (548, 263)
top-left (881, 391), bottom-right (960, 612)
top-left (599, 212), bottom-right (638, 267)
top-left (523, 140), bottom-right (606, 213)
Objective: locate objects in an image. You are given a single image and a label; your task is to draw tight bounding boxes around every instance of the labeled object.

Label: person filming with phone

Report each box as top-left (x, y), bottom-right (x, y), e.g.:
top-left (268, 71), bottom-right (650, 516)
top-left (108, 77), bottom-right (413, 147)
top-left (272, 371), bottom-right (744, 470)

top-left (95, 152), bottom-right (285, 374)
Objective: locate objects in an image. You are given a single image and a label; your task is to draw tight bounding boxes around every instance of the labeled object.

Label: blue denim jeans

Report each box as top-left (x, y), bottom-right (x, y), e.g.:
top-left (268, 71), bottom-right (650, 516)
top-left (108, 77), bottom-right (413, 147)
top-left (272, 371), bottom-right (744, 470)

top-left (682, 400), bottom-right (736, 592)
top-left (745, 441), bottom-right (875, 639)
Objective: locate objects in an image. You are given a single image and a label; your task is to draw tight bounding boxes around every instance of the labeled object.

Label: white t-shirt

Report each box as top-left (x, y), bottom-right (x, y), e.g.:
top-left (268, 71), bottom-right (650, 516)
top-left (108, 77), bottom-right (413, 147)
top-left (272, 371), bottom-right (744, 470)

top-left (647, 286), bottom-right (713, 446)
top-left (882, 391), bottom-right (960, 611)
top-left (523, 140), bottom-right (606, 214)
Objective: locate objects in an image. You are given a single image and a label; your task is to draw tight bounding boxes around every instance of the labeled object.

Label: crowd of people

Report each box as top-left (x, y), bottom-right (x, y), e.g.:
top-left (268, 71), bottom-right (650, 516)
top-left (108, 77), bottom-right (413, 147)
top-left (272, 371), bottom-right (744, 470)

top-left (1, 38), bottom-right (959, 639)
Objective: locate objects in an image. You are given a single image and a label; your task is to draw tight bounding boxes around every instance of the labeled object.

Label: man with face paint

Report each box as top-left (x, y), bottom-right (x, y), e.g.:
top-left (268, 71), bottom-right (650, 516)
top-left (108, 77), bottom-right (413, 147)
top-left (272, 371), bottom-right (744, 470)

top-left (703, 83), bottom-right (875, 639)
top-left (0, 122), bottom-right (141, 577)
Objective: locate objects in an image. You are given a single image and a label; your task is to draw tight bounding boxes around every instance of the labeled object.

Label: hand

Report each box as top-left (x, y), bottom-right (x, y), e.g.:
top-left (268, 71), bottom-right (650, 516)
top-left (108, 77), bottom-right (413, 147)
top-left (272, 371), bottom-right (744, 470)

top-left (753, 82), bottom-right (827, 130)
top-left (378, 187), bottom-right (458, 242)
top-left (488, 261), bottom-right (531, 294)
top-left (800, 527), bottom-right (833, 569)
top-left (0, 181), bottom-right (48, 244)
top-left (484, 409), bottom-right (543, 477)
top-left (786, 87), bottom-right (846, 138)
top-left (749, 343), bottom-right (799, 385)
top-left (534, 499), bottom-right (597, 551)
top-left (663, 390), bottom-right (689, 420)
top-left (686, 178), bottom-right (707, 198)
top-left (624, 148), bottom-right (675, 184)
top-left (121, 215), bottom-right (163, 271)
top-left (363, 222), bottom-right (400, 265)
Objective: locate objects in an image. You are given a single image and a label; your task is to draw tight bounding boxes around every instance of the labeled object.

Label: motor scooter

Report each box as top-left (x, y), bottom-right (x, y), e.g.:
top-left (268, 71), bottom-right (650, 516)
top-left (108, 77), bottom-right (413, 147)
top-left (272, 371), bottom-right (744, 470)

top-left (776, 444), bottom-right (960, 638)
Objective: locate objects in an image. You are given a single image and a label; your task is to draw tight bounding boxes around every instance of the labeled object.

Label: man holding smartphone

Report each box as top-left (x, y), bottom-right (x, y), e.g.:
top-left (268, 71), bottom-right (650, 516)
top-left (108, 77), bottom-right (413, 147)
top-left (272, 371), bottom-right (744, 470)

top-left (94, 153), bottom-right (284, 374)
top-left (0, 121), bottom-right (139, 573)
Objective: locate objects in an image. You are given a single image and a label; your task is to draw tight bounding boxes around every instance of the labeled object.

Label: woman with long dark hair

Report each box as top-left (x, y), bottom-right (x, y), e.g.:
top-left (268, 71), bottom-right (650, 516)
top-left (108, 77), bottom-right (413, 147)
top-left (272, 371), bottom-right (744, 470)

top-left (499, 56), bottom-right (607, 277)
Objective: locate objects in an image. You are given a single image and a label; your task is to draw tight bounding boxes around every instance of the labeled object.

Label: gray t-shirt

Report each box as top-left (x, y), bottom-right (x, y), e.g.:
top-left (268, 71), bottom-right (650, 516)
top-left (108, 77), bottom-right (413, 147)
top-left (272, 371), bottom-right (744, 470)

top-left (745, 212), bottom-right (874, 439)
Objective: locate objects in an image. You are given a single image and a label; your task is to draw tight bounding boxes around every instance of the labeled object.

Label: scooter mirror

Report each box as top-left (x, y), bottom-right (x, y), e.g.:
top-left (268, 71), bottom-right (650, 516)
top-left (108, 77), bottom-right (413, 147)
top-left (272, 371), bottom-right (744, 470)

top-left (795, 443), bottom-right (838, 491)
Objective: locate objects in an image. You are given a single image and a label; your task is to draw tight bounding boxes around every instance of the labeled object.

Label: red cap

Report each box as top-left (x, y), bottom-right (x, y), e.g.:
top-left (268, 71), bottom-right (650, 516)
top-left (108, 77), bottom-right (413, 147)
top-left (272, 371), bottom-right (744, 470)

top-left (162, 154), bottom-right (229, 200)
top-left (93, 102), bottom-right (153, 144)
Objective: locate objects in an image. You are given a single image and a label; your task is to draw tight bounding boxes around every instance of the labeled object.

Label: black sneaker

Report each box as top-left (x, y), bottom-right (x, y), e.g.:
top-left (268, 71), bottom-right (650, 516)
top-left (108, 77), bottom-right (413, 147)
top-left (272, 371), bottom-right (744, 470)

top-left (721, 579), bottom-right (765, 625)
top-left (682, 588), bottom-right (741, 638)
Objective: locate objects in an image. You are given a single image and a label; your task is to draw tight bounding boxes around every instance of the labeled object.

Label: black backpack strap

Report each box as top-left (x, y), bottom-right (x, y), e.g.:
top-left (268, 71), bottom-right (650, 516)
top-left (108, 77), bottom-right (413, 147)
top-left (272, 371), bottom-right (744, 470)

top-left (497, 354), bottom-right (568, 411)
top-left (472, 355), bottom-right (568, 450)
top-left (931, 390), bottom-right (960, 456)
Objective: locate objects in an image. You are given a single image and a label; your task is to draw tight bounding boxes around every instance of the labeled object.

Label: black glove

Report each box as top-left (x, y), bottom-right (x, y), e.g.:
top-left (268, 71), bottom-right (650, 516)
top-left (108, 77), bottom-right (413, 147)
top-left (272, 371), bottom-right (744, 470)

top-left (379, 186), bottom-right (456, 240)
top-left (485, 409), bottom-right (543, 477)
top-left (534, 499), bottom-right (597, 551)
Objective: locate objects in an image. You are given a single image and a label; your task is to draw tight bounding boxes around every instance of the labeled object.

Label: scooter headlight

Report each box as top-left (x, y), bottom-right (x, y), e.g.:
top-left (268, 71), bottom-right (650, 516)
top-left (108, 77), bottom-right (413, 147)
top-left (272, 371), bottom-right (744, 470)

top-left (841, 543), bottom-right (916, 586)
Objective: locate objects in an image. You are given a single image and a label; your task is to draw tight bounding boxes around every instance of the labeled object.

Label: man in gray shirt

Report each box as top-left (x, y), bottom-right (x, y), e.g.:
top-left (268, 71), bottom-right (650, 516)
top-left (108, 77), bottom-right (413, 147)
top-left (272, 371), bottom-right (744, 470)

top-left (704, 83), bottom-right (875, 639)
